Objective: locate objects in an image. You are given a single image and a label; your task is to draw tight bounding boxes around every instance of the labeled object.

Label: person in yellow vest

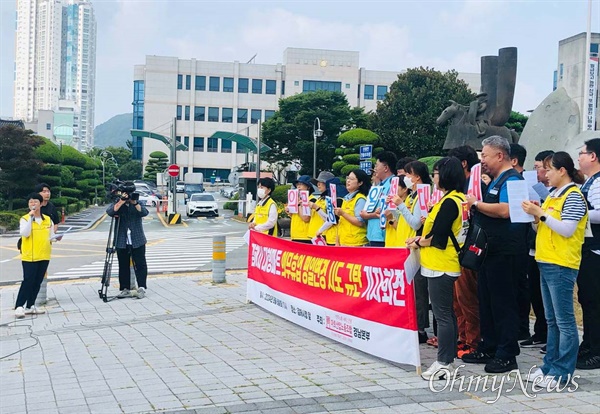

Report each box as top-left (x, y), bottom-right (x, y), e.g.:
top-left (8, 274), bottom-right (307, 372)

top-left (334, 169), bottom-right (370, 246)
top-left (406, 157), bottom-right (467, 380)
top-left (522, 151), bottom-right (588, 387)
top-left (15, 193), bottom-right (58, 318)
top-left (307, 171), bottom-right (339, 245)
top-left (287, 175), bottom-right (317, 243)
top-left (249, 177), bottom-right (278, 236)
top-left (384, 174), bottom-right (411, 247)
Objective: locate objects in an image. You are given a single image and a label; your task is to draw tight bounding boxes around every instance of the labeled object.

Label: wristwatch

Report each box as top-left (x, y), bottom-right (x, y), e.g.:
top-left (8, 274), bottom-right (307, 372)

top-left (540, 215), bottom-right (547, 222)
top-left (473, 201), bottom-right (479, 209)
top-left (388, 220), bottom-right (395, 225)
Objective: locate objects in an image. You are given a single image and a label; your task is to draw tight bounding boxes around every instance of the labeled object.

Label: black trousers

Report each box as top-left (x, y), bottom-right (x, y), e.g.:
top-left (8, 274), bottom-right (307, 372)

top-left (527, 255), bottom-right (547, 341)
top-left (116, 245), bottom-right (148, 290)
top-left (578, 250), bottom-right (600, 354)
top-left (16, 260), bottom-right (49, 309)
top-left (477, 253), bottom-right (524, 359)
top-left (518, 259), bottom-right (531, 339)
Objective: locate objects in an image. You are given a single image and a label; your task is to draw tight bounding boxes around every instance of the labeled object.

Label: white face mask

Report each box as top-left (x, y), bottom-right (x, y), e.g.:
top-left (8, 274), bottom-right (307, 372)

top-left (257, 188), bottom-right (267, 199)
top-left (403, 176), bottom-right (413, 189)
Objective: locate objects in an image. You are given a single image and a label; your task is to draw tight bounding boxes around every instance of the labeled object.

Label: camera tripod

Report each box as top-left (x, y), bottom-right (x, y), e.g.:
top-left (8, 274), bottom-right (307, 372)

top-left (99, 214), bottom-right (121, 302)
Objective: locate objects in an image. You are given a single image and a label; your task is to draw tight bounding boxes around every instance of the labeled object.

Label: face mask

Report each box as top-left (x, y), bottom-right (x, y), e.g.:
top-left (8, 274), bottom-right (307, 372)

top-left (403, 176), bottom-right (413, 188)
top-left (257, 188), bottom-right (266, 199)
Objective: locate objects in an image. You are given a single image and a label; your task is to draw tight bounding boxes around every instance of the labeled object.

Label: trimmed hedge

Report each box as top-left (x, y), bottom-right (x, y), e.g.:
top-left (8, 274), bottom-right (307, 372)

top-left (337, 128), bottom-right (380, 147)
top-left (342, 154), bottom-right (360, 164)
top-left (341, 164), bottom-right (361, 176)
top-left (0, 212), bottom-right (20, 231)
top-left (271, 184), bottom-right (291, 204)
top-left (418, 156), bottom-right (444, 171)
top-left (332, 160), bottom-right (345, 175)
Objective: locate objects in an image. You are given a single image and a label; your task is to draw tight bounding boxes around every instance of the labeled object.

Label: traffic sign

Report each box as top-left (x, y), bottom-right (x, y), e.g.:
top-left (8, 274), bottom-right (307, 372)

top-left (359, 145), bottom-right (373, 160)
top-left (167, 164), bottom-right (180, 177)
top-left (360, 160), bottom-right (372, 174)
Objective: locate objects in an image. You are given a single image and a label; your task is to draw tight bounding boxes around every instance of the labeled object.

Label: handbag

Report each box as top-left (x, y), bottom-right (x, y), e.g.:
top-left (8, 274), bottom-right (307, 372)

top-left (450, 223), bottom-right (488, 271)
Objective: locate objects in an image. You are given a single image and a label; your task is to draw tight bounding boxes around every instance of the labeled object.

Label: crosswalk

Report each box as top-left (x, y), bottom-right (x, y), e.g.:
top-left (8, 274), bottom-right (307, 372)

top-left (48, 234), bottom-right (247, 280)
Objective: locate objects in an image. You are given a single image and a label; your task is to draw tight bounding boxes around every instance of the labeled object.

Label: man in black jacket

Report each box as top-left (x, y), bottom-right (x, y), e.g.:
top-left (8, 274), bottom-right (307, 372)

top-left (35, 183), bottom-right (60, 233)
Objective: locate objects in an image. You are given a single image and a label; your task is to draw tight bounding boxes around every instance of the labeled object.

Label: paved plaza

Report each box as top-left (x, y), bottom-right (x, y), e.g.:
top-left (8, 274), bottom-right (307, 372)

top-left (1, 272), bottom-right (599, 414)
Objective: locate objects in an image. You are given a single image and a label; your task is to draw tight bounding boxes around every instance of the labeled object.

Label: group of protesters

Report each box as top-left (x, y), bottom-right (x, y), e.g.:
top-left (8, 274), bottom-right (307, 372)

top-left (248, 135), bottom-right (600, 385)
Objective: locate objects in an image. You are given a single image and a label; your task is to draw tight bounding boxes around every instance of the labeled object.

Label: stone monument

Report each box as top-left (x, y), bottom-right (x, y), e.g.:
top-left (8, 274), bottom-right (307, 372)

top-left (439, 47), bottom-right (519, 150)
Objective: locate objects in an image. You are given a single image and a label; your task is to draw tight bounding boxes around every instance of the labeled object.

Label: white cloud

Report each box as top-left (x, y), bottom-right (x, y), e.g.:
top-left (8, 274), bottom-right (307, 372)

top-left (438, 0), bottom-right (508, 31)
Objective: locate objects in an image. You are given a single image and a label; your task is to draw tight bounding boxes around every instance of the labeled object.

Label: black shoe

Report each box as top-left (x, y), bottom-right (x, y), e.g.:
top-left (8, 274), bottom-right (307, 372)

top-left (461, 351), bottom-right (494, 364)
top-left (418, 331), bottom-right (428, 344)
top-left (485, 357), bottom-right (518, 373)
top-left (520, 336), bottom-right (546, 348)
top-left (540, 345), bottom-right (547, 354)
top-left (518, 332), bottom-right (531, 341)
top-left (578, 346), bottom-right (591, 359)
top-left (576, 354), bottom-right (600, 370)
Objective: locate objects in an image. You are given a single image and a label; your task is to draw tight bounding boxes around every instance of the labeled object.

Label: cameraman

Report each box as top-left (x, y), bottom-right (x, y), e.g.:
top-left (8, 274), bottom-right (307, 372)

top-left (106, 185), bottom-right (149, 298)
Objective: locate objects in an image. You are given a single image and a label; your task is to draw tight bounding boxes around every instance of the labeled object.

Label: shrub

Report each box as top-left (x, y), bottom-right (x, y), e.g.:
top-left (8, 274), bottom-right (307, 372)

top-left (341, 164), bottom-right (361, 176)
top-left (62, 145), bottom-right (87, 167)
top-left (337, 128), bottom-right (380, 147)
top-left (35, 139), bottom-right (63, 163)
top-left (332, 160), bottom-right (345, 175)
top-left (271, 184), bottom-right (291, 204)
top-left (61, 188), bottom-right (83, 198)
top-left (0, 212), bottom-right (20, 231)
top-left (223, 192), bottom-right (240, 210)
top-left (419, 156), bottom-right (444, 171)
top-left (342, 154), bottom-right (360, 164)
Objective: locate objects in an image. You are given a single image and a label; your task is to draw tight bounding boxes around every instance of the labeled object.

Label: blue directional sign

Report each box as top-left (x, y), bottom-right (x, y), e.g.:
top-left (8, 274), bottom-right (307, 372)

top-left (360, 160), bottom-right (373, 174)
top-left (359, 145), bottom-right (373, 160)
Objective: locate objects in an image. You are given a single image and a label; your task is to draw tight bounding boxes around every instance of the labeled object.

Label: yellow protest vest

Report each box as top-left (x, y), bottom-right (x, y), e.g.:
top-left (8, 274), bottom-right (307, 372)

top-left (535, 185), bottom-right (588, 270)
top-left (338, 193), bottom-right (367, 246)
top-left (290, 197), bottom-right (316, 241)
top-left (254, 197), bottom-right (278, 236)
top-left (420, 191), bottom-right (466, 273)
top-left (307, 197), bottom-right (336, 244)
top-left (394, 192), bottom-right (419, 247)
top-left (20, 214), bottom-right (53, 262)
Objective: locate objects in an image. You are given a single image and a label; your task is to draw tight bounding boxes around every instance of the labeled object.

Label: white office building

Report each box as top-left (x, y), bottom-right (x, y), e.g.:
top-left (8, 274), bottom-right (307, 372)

top-left (13, 0), bottom-right (97, 150)
top-left (554, 32), bottom-right (600, 131)
top-left (133, 48), bottom-right (480, 180)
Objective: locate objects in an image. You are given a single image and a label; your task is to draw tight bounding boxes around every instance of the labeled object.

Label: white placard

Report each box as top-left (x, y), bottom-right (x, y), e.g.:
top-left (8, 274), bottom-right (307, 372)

top-left (287, 189), bottom-right (298, 214)
top-left (325, 196), bottom-right (336, 223)
top-left (468, 163), bottom-right (483, 201)
top-left (507, 180), bottom-right (534, 223)
top-left (364, 185), bottom-right (385, 213)
top-left (416, 184), bottom-right (431, 217)
top-left (329, 183), bottom-right (337, 208)
top-left (387, 177), bottom-right (399, 210)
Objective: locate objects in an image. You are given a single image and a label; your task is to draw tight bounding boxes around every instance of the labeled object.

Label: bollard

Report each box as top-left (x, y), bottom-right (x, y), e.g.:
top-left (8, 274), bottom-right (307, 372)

top-left (35, 273), bottom-right (48, 306)
top-left (212, 236), bottom-right (226, 283)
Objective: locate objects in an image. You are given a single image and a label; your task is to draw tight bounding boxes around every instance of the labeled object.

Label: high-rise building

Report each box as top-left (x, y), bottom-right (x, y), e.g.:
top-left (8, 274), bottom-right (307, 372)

top-left (13, 0), bottom-right (97, 150)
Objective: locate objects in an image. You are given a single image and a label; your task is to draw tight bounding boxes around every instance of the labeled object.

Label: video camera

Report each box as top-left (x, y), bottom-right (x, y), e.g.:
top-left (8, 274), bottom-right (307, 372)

top-left (106, 180), bottom-right (139, 202)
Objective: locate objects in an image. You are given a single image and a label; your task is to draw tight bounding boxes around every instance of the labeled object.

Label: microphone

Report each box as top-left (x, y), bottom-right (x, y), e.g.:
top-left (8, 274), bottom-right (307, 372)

top-left (31, 205), bottom-right (37, 211)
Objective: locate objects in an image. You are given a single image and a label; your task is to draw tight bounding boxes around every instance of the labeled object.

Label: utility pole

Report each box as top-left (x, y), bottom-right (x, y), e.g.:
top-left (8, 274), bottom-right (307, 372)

top-left (171, 117), bottom-right (177, 214)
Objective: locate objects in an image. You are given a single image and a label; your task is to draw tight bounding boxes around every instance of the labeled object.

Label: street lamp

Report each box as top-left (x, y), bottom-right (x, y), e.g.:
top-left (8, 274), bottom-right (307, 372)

top-left (99, 150), bottom-right (117, 188)
top-left (313, 117), bottom-right (323, 178)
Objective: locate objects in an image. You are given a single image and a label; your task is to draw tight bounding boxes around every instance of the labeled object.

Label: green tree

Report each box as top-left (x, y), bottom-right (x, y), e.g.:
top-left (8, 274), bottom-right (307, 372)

top-left (144, 151), bottom-right (168, 181)
top-left (505, 110), bottom-right (528, 135)
top-left (261, 91), bottom-right (369, 175)
top-left (118, 160), bottom-right (143, 181)
top-left (332, 128), bottom-right (380, 176)
top-left (0, 126), bottom-right (45, 210)
top-left (372, 67), bottom-right (476, 159)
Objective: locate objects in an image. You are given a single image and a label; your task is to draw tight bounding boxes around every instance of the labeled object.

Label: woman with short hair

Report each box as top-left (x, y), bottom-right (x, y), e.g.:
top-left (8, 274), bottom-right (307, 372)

top-left (334, 169), bottom-right (370, 246)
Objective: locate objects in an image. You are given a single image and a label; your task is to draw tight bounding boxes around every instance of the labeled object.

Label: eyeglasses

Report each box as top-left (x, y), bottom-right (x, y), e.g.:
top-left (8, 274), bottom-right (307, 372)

top-left (579, 151), bottom-right (593, 156)
top-left (431, 172), bottom-right (439, 178)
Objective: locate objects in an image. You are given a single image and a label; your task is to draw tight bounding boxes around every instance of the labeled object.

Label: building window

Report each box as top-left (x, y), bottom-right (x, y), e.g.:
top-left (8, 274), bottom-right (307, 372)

top-left (183, 136), bottom-right (189, 150)
top-left (185, 75), bottom-right (191, 90)
top-left (184, 106), bottom-right (190, 121)
top-left (223, 77), bottom-right (234, 92)
top-left (252, 79), bottom-right (263, 94)
top-left (236, 143), bottom-right (247, 153)
top-left (377, 85), bottom-right (388, 100)
top-left (251, 109), bottom-right (262, 124)
top-left (176, 105), bottom-right (182, 120)
top-left (194, 106), bottom-right (205, 121)
top-left (239, 78), bottom-right (249, 93)
top-left (194, 137), bottom-right (204, 152)
top-left (177, 74), bottom-right (183, 89)
top-left (265, 80), bottom-right (276, 95)
top-left (303, 80), bottom-right (342, 93)
top-left (294, 80), bottom-right (299, 86)
top-left (195, 76), bottom-right (206, 91)
top-left (553, 70), bottom-right (558, 91)
top-left (237, 108), bottom-right (248, 124)
top-left (591, 43), bottom-right (599, 55)
top-left (208, 107), bottom-right (219, 122)
top-left (559, 64), bottom-right (564, 80)
top-left (345, 83), bottom-right (351, 89)
top-left (222, 108), bottom-right (233, 123)
top-left (265, 110), bottom-right (275, 120)
top-left (281, 80), bottom-right (285, 95)
top-left (209, 76), bottom-right (220, 92)
top-left (46, 123), bottom-right (51, 130)
top-left (221, 139), bottom-right (232, 153)
top-left (364, 84), bottom-right (374, 100)
top-left (208, 137), bottom-right (218, 152)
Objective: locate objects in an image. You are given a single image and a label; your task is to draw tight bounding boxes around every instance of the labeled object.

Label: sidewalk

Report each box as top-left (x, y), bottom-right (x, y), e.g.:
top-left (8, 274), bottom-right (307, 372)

top-left (1, 273), bottom-right (599, 414)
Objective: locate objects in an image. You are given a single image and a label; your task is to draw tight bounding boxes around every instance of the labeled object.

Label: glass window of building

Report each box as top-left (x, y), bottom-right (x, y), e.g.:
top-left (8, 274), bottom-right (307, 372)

top-left (176, 105), bottom-right (182, 120)
top-left (265, 110), bottom-right (275, 120)
top-left (251, 109), bottom-right (262, 124)
top-left (265, 80), bottom-right (276, 95)
top-left (194, 137), bottom-right (204, 152)
top-left (302, 80), bottom-right (342, 93)
top-left (236, 143), bottom-right (247, 154)
top-left (364, 84), bottom-right (374, 100)
top-left (223, 77), bottom-right (234, 92)
top-left (195, 76), bottom-right (206, 91)
top-left (239, 78), bottom-right (249, 93)
top-left (294, 80), bottom-right (299, 86)
top-left (185, 75), bottom-right (191, 90)
top-left (46, 123), bottom-right (51, 130)
top-left (208, 107), bottom-right (219, 122)
top-left (183, 136), bottom-right (189, 150)
top-left (252, 79), bottom-right (263, 94)
top-left (377, 85), bottom-right (388, 100)
top-left (238, 108), bottom-right (248, 123)
top-left (208, 137), bottom-right (218, 152)
top-left (194, 106), bottom-right (205, 121)
top-left (177, 74), bottom-right (183, 89)
top-left (221, 139), bottom-right (232, 153)
top-left (222, 108), bottom-right (233, 123)
top-left (209, 76), bottom-right (220, 92)
top-left (184, 106), bottom-right (190, 121)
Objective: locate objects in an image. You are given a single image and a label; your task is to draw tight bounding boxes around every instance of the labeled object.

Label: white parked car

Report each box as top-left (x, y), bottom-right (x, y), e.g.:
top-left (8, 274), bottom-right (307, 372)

top-left (176, 181), bottom-right (185, 193)
top-left (186, 193), bottom-right (219, 217)
top-left (137, 191), bottom-right (159, 207)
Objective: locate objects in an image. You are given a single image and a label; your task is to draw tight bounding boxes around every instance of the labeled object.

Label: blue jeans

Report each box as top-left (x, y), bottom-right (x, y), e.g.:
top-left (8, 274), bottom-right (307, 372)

top-left (538, 262), bottom-right (579, 381)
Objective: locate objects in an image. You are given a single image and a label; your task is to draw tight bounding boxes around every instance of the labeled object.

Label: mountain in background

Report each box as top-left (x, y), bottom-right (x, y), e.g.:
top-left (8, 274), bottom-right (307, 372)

top-left (93, 113), bottom-right (133, 148)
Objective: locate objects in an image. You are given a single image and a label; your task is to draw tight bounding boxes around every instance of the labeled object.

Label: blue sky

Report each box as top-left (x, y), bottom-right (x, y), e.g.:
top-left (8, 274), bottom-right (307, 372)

top-left (0, 0), bottom-right (598, 126)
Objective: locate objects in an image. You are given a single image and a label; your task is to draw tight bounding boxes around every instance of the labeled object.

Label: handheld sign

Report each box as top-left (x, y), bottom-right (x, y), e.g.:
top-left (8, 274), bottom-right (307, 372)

top-left (299, 190), bottom-right (310, 215)
top-left (468, 163), bottom-right (483, 201)
top-left (416, 184), bottom-right (431, 217)
top-left (325, 196), bottom-right (336, 223)
top-left (364, 185), bottom-right (385, 213)
top-left (379, 198), bottom-right (388, 229)
top-left (329, 183), bottom-right (337, 208)
top-left (431, 185), bottom-right (444, 205)
top-left (387, 177), bottom-right (399, 209)
top-left (311, 236), bottom-right (327, 246)
top-left (287, 190), bottom-right (299, 214)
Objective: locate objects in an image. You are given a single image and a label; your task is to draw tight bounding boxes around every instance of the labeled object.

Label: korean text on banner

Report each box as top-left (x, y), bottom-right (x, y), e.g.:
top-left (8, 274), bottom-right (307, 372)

top-left (468, 163), bottom-right (483, 201)
top-left (364, 186), bottom-right (385, 213)
top-left (287, 190), bottom-right (299, 214)
top-left (416, 184), bottom-right (431, 217)
top-left (247, 232), bottom-right (420, 367)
